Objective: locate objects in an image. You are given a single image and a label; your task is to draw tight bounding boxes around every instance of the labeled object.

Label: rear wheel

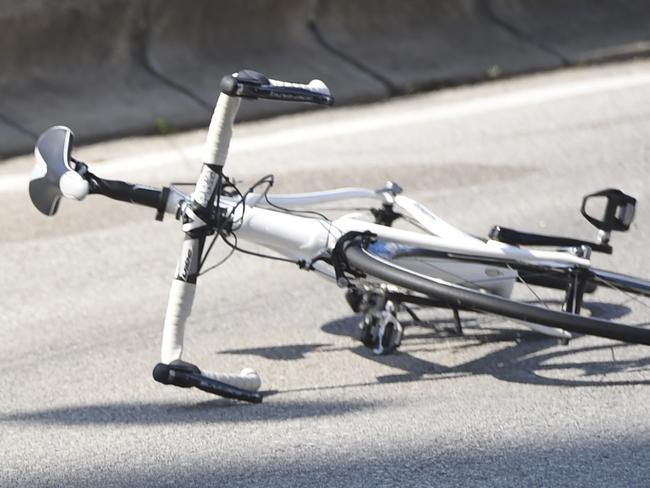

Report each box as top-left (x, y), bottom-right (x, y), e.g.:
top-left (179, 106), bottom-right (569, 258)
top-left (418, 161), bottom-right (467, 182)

top-left (344, 243), bottom-right (650, 346)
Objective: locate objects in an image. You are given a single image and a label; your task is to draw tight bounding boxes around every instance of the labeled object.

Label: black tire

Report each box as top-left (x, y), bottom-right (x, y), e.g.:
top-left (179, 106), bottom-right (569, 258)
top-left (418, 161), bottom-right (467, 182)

top-left (344, 244), bottom-right (650, 346)
top-left (588, 268), bottom-right (650, 297)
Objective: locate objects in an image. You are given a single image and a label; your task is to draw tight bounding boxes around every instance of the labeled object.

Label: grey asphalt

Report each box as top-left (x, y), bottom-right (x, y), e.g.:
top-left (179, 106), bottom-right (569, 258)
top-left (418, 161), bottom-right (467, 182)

top-left (1, 60), bottom-right (649, 487)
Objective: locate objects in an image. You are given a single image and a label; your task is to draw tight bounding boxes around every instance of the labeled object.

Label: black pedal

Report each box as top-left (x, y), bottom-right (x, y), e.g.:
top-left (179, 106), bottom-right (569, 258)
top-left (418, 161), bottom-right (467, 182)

top-left (581, 189), bottom-right (636, 233)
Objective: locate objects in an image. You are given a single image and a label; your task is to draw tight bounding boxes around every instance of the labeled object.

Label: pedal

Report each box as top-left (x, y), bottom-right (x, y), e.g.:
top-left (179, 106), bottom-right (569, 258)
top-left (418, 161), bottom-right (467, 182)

top-left (581, 189), bottom-right (636, 243)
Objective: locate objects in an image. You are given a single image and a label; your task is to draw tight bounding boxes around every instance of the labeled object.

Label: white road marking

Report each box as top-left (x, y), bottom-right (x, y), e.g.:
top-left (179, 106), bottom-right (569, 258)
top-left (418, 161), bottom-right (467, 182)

top-left (3, 69), bottom-right (650, 194)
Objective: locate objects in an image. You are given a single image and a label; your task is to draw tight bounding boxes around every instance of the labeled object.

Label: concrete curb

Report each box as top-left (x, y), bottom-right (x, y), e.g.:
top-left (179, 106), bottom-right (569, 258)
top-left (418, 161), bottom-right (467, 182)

top-left (313, 0), bottom-right (562, 94)
top-left (144, 0), bottom-right (388, 123)
top-left (1, 0), bottom-right (649, 159)
top-left (0, 0), bottom-right (197, 157)
top-left (489, 0), bottom-right (650, 64)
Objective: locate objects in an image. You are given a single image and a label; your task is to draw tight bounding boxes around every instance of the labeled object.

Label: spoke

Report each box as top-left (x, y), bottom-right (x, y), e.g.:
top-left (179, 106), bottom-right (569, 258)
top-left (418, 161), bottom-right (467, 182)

top-left (593, 276), bottom-right (650, 312)
top-left (507, 264), bottom-right (552, 311)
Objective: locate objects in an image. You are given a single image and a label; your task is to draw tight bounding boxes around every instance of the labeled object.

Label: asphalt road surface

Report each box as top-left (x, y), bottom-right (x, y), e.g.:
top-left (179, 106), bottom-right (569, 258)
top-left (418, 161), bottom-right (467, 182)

top-left (1, 60), bottom-right (650, 487)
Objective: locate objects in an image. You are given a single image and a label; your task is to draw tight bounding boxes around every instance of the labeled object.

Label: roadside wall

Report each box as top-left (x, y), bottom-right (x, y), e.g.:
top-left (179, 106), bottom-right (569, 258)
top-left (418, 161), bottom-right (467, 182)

top-left (1, 0), bottom-right (648, 158)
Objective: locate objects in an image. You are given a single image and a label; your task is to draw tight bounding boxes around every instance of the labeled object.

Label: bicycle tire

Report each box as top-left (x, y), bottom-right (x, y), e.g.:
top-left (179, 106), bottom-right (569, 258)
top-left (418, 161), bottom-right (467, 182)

top-left (344, 244), bottom-right (650, 346)
top-left (588, 268), bottom-right (650, 297)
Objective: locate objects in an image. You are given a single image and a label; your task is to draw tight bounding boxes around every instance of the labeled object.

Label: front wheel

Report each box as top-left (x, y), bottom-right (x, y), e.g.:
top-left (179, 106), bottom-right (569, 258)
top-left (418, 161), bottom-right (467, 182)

top-left (344, 244), bottom-right (650, 346)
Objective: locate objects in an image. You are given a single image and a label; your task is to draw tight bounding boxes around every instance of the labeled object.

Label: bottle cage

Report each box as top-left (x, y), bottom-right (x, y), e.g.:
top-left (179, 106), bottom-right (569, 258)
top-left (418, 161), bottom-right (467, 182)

top-left (29, 126), bottom-right (88, 216)
top-left (580, 188), bottom-right (636, 233)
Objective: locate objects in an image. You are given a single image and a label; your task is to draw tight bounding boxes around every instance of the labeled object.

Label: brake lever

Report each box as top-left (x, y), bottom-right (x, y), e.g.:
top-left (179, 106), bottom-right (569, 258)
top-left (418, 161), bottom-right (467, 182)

top-left (153, 362), bottom-right (263, 404)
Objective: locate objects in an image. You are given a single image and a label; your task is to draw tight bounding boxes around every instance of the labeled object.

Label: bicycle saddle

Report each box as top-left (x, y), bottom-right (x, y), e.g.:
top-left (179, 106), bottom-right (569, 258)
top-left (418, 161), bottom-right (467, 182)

top-left (29, 126), bottom-right (88, 216)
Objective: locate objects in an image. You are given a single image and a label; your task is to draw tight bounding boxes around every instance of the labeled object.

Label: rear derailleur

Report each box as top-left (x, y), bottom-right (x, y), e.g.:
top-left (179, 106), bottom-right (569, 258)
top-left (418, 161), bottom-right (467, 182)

top-left (346, 288), bottom-right (403, 355)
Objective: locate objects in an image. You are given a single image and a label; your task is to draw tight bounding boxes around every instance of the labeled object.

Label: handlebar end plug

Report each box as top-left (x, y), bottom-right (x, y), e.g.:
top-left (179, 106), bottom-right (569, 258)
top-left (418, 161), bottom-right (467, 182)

top-left (153, 361), bottom-right (200, 388)
top-left (220, 70), bottom-right (269, 97)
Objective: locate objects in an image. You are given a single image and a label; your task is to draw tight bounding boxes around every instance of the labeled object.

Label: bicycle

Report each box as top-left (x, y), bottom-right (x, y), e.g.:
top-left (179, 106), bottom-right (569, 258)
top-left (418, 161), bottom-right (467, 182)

top-left (29, 70), bottom-right (650, 404)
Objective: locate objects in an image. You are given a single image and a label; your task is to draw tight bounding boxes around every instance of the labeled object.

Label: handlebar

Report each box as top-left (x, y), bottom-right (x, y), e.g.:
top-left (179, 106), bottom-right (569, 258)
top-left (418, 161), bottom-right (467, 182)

top-left (202, 70), bottom-right (333, 168)
top-left (220, 69), bottom-right (334, 106)
top-left (153, 361), bottom-right (262, 403)
top-left (30, 69), bottom-right (333, 403)
top-left (158, 69), bottom-right (335, 402)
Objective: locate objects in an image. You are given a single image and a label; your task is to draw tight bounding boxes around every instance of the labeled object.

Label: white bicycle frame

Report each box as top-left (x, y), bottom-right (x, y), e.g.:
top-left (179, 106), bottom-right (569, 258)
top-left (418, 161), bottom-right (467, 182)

top-left (165, 186), bottom-right (589, 277)
top-left (159, 89), bottom-right (588, 390)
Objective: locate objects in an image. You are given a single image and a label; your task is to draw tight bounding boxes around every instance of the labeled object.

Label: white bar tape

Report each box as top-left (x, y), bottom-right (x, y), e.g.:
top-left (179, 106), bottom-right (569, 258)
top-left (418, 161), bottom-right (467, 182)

top-left (202, 94), bottom-right (241, 167)
top-left (269, 78), bottom-right (331, 96)
top-left (161, 279), bottom-right (196, 363)
top-left (201, 368), bottom-right (262, 392)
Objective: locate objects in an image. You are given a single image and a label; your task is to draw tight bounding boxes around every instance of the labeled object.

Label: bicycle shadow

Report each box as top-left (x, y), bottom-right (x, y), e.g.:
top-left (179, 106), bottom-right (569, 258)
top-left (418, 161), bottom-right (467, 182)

top-left (6, 313), bottom-right (648, 427)
top-left (318, 312), bottom-right (650, 388)
top-left (214, 316), bottom-right (650, 399)
top-left (221, 306), bottom-right (650, 391)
